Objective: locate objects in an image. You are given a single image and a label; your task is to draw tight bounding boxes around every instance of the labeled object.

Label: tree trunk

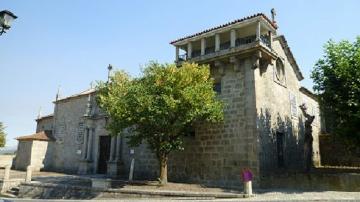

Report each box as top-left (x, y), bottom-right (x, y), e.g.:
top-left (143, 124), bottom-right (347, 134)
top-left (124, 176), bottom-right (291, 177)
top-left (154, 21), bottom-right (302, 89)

top-left (158, 155), bottom-right (168, 185)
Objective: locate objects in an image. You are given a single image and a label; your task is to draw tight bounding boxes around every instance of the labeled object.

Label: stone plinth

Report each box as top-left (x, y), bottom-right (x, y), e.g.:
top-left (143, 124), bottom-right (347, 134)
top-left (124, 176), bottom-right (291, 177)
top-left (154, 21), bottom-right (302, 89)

top-left (91, 178), bottom-right (111, 189)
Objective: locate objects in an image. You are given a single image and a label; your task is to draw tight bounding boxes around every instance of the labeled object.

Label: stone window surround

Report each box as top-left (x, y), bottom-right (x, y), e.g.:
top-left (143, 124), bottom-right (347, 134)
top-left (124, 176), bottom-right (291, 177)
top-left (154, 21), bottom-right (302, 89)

top-left (273, 57), bottom-right (287, 88)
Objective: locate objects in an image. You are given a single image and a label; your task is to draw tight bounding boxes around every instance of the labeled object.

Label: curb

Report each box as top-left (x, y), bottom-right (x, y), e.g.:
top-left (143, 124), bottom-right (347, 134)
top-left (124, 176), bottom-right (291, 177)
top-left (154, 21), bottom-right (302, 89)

top-left (20, 182), bottom-right (248, 199)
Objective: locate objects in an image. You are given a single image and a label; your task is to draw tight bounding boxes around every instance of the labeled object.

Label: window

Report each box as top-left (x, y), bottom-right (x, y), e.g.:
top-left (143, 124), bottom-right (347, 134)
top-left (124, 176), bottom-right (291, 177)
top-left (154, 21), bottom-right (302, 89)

top-left (275, 58), bottom-right (286, 85)
top-left (289, 92), bottom-right (297, 117)
top-left (213, 82), bottom-right (221, 94)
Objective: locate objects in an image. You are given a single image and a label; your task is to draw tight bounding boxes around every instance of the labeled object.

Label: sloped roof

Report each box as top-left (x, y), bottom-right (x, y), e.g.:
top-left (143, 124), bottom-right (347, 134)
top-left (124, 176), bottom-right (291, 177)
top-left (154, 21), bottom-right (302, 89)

top-left (36, 114), bottom-right (54, 122)
top-left (274, 35), bottom-right (304, 81)
top-left (170, 13), bottom-right (277, 45)
top-left (16, 131), bottom-right (54, 142)
top-left (54, 88), bottom-right (96, 103)
top-left (300, 87), bottom-right (318, 100)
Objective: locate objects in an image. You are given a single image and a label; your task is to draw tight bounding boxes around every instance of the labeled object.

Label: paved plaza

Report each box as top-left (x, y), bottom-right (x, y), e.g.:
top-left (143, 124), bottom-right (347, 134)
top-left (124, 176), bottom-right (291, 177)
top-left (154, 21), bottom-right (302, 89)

top-left (1, 169), bottom-right (360, 201)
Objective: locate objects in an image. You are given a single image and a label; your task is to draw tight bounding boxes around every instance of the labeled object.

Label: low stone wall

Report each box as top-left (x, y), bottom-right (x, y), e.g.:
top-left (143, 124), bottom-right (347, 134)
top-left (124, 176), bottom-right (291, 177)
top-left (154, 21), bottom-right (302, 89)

top-left (260, 172), bottom-right (360, 191)
top-left (319, 135), bottom-right (360, 167)
top-left (18, 182), bottom-right (244, 199)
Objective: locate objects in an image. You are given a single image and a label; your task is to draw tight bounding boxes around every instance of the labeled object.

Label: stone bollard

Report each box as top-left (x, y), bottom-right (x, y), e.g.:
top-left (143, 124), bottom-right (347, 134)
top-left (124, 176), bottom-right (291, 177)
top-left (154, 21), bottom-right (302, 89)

top-left (128, 158), bottom-right (135, 181)
top-left (244, 180), bottom-right (253, 196)
top-left (4, 165), bottom-right (11, 181)
top-left (25, 166), bottom-right (32, 183)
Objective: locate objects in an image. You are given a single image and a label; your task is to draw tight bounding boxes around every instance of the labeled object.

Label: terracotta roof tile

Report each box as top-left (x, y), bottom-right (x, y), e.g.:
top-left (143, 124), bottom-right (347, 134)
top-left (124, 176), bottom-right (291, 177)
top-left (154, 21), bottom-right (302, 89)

top-left (16, 131), bottom-right (54, 141)
top-left (170, 13), bottom-right (277, 45)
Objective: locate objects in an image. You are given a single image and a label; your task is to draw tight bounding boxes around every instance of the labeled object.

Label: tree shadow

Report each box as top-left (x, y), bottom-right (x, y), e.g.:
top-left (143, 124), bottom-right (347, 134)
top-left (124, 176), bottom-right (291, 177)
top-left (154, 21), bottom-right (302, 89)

top-left (257, 108), bottom-right (305, 175)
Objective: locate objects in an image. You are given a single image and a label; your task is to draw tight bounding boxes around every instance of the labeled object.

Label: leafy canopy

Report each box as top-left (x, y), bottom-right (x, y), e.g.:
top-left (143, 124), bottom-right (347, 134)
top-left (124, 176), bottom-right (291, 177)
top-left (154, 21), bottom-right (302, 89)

top-left (96, 62), bottom-right (224, 156)
top-left (0, 122), bottom-right (6, 147)
top-left (311, 37), bottom-right (360, 144)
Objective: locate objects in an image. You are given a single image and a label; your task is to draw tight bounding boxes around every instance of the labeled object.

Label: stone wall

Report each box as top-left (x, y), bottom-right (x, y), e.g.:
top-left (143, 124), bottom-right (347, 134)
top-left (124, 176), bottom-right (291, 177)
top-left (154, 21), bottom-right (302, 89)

top-left (166, 58), bottom-right (257, 187)
top-left (117, 58), bottom-right (258, 187)
top-left (254, 39), bottom-right (321, 174)
top-left (49, 95), bottom-right (89, 173)
top-left (319, 134), bottom-right (360, 167)
top-left (121, 139), bottom-right (158, 180)
top-left (14, 140), bottom-right (48, 171)
top-left (260, 172), bottom-right (360, 191)
top-left (14, 141), bottom-right (32, 170)
top-left (30, 140), bottom-right (48, 171)
top-left (36, 117), bottom-right (53, 133)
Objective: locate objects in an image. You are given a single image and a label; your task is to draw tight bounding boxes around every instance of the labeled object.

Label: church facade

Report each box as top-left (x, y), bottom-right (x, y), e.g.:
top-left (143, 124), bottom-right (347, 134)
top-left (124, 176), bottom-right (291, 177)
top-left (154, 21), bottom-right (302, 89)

top-left (15, 12), bottom-right (321, 187)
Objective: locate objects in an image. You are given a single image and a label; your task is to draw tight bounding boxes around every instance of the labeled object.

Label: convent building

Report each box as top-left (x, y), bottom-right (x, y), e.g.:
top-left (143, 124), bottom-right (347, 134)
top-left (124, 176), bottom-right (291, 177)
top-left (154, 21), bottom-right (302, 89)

top-left (14, 12), bottom-right (322, 187)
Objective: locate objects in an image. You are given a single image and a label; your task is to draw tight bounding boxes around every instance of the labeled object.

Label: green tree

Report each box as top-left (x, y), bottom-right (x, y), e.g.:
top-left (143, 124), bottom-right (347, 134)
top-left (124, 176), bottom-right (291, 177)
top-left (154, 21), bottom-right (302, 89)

top-left (0, 122), bottom-right (6, 147)
top-left (311, 37), bottom-right (360, 145)
top-left (97, 62), bottom-right (224, 184)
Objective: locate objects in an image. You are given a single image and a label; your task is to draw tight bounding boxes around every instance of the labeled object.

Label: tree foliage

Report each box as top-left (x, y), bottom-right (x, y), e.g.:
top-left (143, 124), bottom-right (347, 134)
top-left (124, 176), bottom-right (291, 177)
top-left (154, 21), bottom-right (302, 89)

top-left (96, 62), bottom-right (224, 183)
top-left (0, 122), bottom-right (6, 147)
top-left (311, 37), bottom-right (360, 145)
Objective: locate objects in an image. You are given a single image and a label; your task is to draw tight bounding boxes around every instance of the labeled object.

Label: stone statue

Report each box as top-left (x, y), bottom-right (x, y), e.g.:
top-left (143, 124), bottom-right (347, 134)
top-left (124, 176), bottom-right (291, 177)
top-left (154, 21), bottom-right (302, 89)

top-left (299, 103), bottom-right (315, 172)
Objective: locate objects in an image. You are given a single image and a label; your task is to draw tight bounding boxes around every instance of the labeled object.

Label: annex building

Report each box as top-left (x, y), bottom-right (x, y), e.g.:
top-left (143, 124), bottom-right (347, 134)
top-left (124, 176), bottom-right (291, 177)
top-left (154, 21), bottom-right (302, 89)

top-left (14, 12), bottom-right (322, 187)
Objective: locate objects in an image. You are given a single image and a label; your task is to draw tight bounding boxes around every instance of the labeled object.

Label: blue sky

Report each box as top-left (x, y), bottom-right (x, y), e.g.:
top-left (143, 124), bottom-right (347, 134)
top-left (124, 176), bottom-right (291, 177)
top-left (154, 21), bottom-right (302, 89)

top-left (1, 1), bottom-right (359, 147)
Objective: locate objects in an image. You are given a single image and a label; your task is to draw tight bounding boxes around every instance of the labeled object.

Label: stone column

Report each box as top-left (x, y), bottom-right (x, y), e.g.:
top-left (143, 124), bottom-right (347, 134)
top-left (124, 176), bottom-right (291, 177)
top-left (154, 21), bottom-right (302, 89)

top-left (4, 165), bottom-right (10, 180)
top-left (175, 46), bottom-right (179, 62)
top-left (25, 166), bottom-right (32, 182)
top-left (256, 21), bottom-right (261, 41)
top-left (86, 128), bottom-right (93, 161)
top-left (215, 34), bottom-right (220, 51)
top-left (109, 136), bottom-right (116, 162)
top-left (115, 135), bottom-right (121, 161)
top-left (230, 29), bottom-right (236, 48)
top-left (187, 42), bottom-right (192, 59)
top-left (268, 31), bottom-right (273, 48)
top-left (201, 38), bottom-right (206, 56)
top-left (82, 129), bottom-right (88, 160)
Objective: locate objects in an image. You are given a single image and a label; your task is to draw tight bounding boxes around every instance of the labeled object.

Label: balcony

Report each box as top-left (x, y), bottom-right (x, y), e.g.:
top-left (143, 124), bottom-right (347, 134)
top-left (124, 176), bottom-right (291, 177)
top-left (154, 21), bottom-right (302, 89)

top-left (177, 35), bottom-right (272, 63)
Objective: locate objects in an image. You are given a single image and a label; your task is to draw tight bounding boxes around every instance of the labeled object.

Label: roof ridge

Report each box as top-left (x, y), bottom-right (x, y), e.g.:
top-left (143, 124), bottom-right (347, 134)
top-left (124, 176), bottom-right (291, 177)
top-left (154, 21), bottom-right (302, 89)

top-left (54, 88), bottom-right (96, 103)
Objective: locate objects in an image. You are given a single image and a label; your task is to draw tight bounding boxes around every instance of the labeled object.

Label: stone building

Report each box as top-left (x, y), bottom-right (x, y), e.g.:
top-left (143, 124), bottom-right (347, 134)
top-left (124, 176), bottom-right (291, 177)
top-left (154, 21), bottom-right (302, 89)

top-left (14, 12), bottom-right (321, 187)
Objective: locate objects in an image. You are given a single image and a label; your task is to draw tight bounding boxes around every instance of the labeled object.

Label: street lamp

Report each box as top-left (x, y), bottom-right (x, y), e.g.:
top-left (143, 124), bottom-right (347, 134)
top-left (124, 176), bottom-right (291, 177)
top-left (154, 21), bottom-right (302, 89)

top-left (0, 10), bottom-right (17, 36)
